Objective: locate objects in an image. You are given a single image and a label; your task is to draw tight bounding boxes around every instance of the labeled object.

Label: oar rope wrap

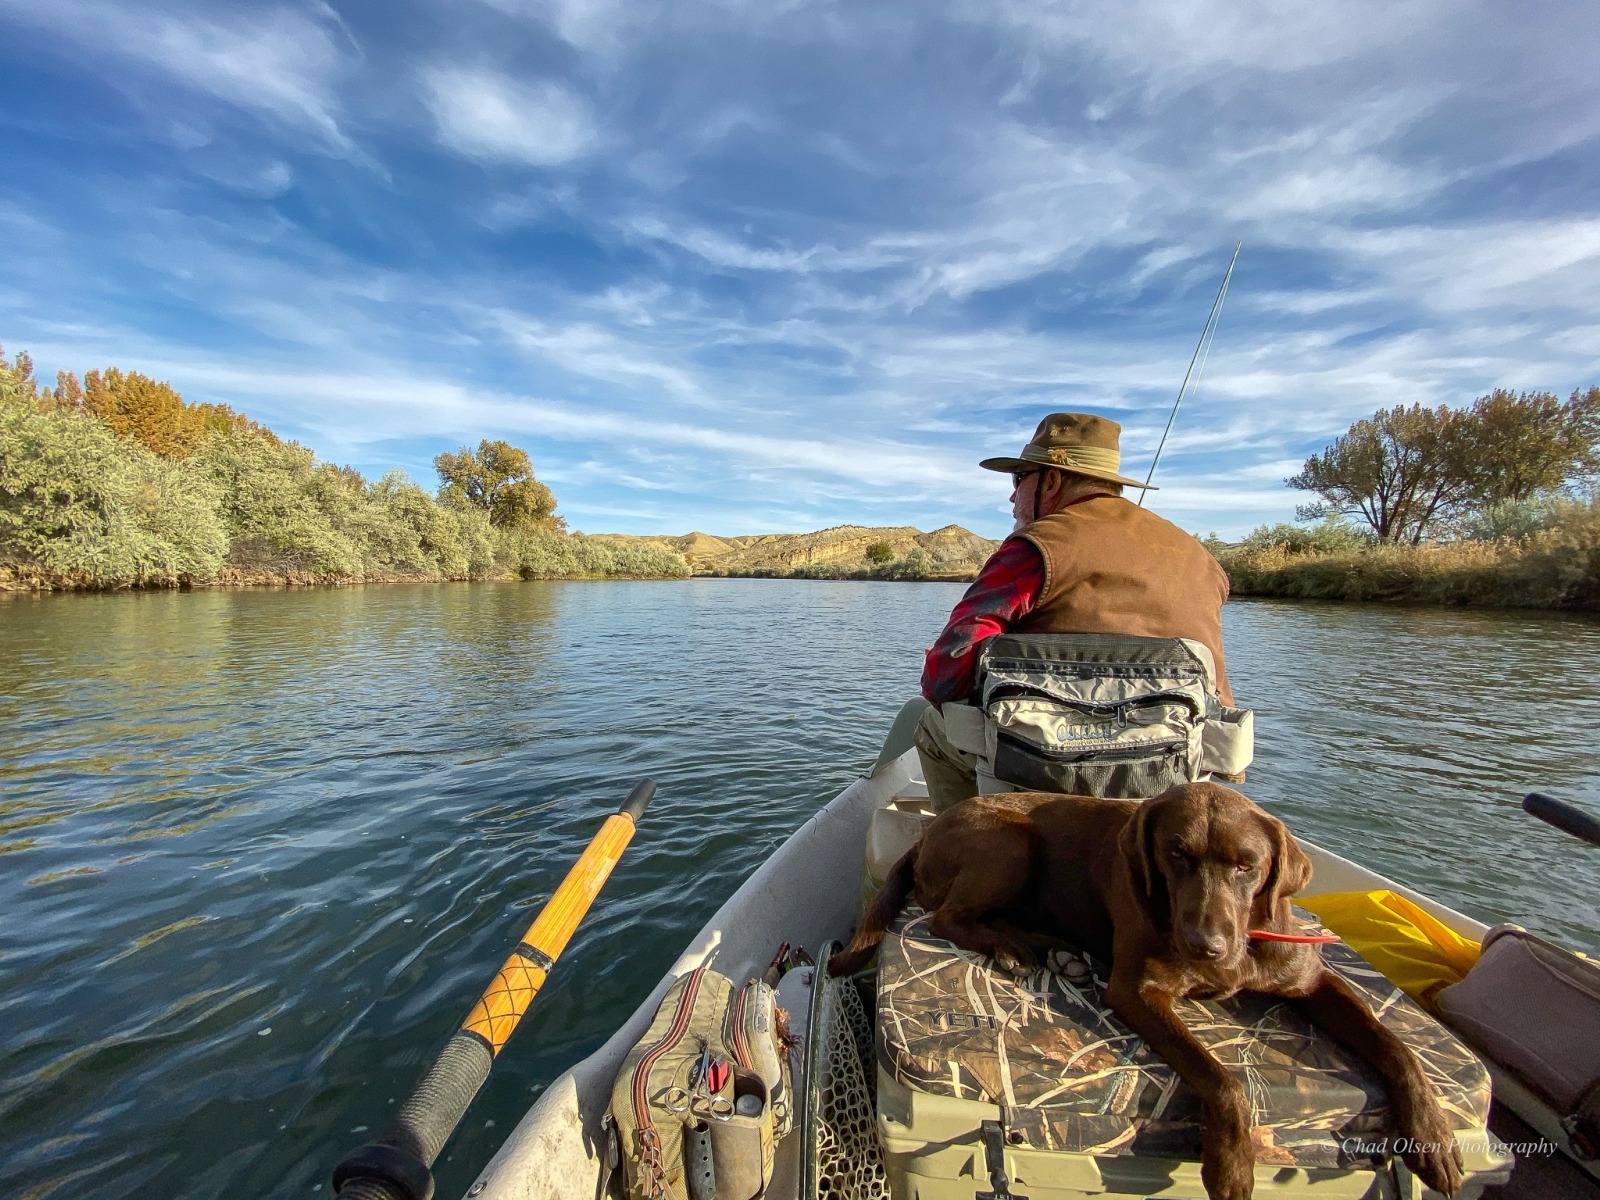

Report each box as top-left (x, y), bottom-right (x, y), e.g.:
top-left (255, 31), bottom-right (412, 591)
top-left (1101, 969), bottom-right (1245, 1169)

top-left (463, 811), bottom-right (638, 1053)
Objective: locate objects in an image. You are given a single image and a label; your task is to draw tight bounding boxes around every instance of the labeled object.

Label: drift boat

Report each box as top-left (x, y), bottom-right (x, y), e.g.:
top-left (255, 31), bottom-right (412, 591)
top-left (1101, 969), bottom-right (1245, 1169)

top-left (455, 712), bottom-right (1597, 1200)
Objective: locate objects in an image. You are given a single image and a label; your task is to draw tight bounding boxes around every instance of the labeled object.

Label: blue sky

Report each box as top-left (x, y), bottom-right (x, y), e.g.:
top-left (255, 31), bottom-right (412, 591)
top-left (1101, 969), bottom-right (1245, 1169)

top-left (2, 0), bottom-right (1597, 539)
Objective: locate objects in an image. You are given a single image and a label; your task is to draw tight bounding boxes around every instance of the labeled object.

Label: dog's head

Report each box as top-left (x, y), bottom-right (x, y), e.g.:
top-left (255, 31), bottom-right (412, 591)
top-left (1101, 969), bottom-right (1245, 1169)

top-left (1118, 782), bottom-right (1313, 967)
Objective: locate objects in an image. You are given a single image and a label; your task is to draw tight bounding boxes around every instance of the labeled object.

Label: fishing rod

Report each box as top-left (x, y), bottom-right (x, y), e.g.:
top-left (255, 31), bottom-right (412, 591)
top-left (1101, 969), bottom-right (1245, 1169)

top-left (333, 779), bottom-right (657, 1200)
top-left (1139, 242), bottom-right (1242, 505)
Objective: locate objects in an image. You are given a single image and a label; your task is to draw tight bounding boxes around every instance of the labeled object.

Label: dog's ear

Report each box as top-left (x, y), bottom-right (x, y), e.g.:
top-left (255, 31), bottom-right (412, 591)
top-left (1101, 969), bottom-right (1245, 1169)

top-left (1259, 812), bottom-right (1314, 914)
top-left (1118, 797), bottom-right (1161, 899)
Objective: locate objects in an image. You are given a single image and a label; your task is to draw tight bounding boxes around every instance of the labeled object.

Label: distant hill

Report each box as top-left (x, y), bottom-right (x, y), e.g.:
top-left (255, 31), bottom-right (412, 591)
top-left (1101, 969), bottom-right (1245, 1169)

top-left (590, 524), bottom-right (1000, 580)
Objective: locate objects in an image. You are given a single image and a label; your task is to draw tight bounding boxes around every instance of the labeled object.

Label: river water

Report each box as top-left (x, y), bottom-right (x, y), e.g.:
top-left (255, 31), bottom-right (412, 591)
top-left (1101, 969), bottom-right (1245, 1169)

top-left (4, 581), bottom-right (1599, 1200)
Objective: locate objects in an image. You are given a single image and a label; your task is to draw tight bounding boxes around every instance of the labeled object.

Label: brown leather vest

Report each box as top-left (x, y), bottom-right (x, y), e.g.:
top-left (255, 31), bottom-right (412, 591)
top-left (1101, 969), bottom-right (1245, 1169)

top-left (1015, 494), bottom-right (1235, 704)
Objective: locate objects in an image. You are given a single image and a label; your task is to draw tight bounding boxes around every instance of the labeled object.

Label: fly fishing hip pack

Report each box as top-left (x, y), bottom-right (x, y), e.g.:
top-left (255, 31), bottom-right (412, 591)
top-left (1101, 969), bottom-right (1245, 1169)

top-left (967, 632), bottom-right (1253, 799)
top-left (609, 966), bottom-right (794, 1200)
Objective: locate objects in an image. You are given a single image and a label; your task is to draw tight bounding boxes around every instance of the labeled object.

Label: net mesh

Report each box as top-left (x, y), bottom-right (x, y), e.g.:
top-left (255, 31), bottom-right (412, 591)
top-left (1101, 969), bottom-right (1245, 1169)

top-left (813, 976), bottom-right (890, 1199)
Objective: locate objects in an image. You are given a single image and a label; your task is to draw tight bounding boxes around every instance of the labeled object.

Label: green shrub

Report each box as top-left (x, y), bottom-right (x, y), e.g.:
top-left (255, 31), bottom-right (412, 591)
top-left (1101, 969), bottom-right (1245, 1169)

top-left (0, 398), bottom-right (227, 585)
top-left (507, 531), bottom-right (689, 579)
top-left (1453, 497), bottom-right (1566, 542)
top-left (368, 470), bottom-right (495, 578)
top-left (873, 546), bottom-right (933, 580)
top-left (1233, 518), bottom-right (1373, 556)
top-left (194, 427), bottom-right (363, 577)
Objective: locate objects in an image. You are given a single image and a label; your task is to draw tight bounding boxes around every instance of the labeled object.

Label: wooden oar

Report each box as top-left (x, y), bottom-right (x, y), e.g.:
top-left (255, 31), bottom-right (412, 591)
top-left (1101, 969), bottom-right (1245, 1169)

top-left (1523, 791), bottom-right (1600, 847)
top-left (333, 779), bottom-right (657, 1200)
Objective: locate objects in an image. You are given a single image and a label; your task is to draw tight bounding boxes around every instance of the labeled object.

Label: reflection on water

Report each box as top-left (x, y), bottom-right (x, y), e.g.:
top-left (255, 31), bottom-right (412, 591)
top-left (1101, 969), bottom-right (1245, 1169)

top-left (2, 583), bottom-right (1598, 1200)
top-left (1227, 600), bottom-right (1600, 952)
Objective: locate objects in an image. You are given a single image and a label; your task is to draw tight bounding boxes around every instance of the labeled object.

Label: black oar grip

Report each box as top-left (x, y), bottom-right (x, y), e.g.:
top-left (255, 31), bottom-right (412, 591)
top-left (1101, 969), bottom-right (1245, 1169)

top-left (333, 1033), bottom-right (493, 1200)
top-left (1523, 792), bottom-right (1600, 848)
top-left (618, 778), bottom-right (657, 824)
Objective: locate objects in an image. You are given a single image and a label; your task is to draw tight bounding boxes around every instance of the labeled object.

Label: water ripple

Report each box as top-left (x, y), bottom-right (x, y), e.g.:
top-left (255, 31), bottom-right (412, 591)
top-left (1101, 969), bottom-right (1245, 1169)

top-left (1, 583), bottom-right (1598, 1200)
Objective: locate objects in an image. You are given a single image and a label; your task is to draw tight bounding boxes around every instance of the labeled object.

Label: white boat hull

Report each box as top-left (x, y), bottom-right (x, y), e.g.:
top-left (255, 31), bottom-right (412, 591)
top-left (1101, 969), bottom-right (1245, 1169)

top-left (467, 750), bottom-right (1591, 1199)
top-left (468, 750), bottom-right (916, 1200)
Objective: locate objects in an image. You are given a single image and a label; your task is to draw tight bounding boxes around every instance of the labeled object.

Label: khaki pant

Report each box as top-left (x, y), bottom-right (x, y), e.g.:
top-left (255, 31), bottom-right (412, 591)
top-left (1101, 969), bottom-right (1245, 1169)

top-left (913, 703), bottom-right (985, 813)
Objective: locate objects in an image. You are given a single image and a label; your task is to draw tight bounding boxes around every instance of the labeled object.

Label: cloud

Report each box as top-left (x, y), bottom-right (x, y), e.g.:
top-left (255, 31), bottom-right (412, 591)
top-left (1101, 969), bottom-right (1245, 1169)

top-left (489, 309), bottom-right (710, 403)
top-left (422, 65), bottom-right (599, 165)
top-left (6, 0), bottom-right (1600, 543)
top-left (967, 0), bottom-right (1446, 81)
top-left (1333, 218), bottom-right (1600, 315)
top-left (478, 0), bottom-right (635, 59)
top-left (1, 0), bottom-right (358, 153)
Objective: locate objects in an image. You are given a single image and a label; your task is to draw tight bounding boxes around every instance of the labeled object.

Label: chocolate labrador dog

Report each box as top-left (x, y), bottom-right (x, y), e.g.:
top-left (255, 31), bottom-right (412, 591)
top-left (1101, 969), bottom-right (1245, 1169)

top-left (830, 782), bottom-right (1463, 1200)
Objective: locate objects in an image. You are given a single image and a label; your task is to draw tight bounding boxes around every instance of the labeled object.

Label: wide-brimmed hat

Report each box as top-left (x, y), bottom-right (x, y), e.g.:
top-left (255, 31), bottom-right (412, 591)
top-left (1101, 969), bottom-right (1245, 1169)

top-left (978, 412), bottom-right (1154, 490)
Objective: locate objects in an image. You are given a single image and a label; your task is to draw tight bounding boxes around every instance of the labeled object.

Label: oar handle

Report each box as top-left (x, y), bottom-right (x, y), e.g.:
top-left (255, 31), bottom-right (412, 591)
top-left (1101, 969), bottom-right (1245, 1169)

top-left (1523, 792), bottom-right (1600, 848)
top-left (333, 779), bottom-right (658, 1200)
top-left (619, 778), bottom-right (656, 822)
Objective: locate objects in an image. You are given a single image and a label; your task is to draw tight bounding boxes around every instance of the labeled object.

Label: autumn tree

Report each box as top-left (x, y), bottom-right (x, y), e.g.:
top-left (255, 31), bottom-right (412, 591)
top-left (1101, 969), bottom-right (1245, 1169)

top-left (1452, 388), bottom-right (1600, 506)
top-left (79, 368), bottom-right (211, 457)
top-left (434, 439), bottom-right (562, 532)
top-left (57, 367), bottom-right (268, 458)
top-left (51, 370), bottom-right (85, 411)
top-left (1288, 404), bottom-right (1471, 543)
top-left (0, 346), bottom-right (43, 410)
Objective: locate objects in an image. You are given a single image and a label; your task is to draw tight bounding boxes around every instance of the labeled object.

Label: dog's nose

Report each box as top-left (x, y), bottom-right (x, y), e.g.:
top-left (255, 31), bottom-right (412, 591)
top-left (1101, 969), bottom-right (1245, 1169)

top-left (1198, 933), bottom-right (1228, 959)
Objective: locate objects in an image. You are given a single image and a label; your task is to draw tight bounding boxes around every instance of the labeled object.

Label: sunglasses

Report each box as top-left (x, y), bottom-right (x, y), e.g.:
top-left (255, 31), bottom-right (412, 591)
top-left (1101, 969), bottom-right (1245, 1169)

top-left (1010, 469), bottom-right (1041, 488)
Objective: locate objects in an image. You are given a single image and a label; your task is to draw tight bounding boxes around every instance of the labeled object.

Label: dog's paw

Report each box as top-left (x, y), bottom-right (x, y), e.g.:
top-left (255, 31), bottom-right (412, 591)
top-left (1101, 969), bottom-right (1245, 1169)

top-left (1199, 1113), bottom-right (1256, 1200)
top-left (1199, 1147), bottom-right (1255, 1200)
top-left (992, 941), bottom-right (1038, 975)
top-left (1395, 1107), bottom-right (1465, 1196)
top-left (1401, 1126), bottom-right (1465, 1196)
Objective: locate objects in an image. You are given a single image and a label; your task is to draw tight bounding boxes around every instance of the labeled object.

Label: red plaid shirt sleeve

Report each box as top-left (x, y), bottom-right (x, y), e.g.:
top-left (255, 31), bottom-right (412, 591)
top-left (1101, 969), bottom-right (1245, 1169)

top-left (920, 537), bottom-right (1045, 704)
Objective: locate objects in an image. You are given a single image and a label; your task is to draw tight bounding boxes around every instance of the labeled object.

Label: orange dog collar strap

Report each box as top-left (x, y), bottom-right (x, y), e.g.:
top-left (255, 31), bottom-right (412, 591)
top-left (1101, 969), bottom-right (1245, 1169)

top-left (1249, 929), bottom-right (1341, 944)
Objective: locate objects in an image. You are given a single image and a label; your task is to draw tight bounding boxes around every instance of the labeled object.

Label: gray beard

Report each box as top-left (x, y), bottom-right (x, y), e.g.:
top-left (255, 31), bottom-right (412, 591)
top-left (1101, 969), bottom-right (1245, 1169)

top-left (1011, 515), bottom-right (1029, 533)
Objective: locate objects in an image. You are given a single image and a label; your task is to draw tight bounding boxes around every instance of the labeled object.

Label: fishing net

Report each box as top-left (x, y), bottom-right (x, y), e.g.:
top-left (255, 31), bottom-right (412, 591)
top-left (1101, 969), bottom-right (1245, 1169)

top-left (805, 953), bottom-right (889, 1199)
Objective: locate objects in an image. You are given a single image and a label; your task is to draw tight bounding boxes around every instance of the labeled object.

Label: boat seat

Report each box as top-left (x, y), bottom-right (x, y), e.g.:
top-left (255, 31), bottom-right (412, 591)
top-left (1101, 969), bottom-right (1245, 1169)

top-left (876, 905), bottom-right (1492, 1170)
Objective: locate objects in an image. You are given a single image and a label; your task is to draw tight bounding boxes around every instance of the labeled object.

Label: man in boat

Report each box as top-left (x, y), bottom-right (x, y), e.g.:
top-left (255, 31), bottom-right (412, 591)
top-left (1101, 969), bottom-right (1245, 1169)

top-left (915, 411), bottom-right (1239, 809)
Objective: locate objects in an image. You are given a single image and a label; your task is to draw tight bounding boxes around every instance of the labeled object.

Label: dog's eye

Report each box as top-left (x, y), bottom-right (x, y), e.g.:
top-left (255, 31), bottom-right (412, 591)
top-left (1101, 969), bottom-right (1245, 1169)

top-left (1235, 863), bottom-right (1255, 875)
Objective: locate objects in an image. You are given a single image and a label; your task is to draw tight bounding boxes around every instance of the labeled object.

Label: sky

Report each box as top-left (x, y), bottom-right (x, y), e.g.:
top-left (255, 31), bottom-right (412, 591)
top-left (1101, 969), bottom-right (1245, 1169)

top-left (1, 0), bottom-right (1597, 540)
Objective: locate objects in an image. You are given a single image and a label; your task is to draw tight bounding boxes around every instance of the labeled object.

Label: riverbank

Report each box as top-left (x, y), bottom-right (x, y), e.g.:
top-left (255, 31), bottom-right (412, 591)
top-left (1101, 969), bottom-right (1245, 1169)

top-left (0, 357), bottom-right (690, 591)
top-left (1215, 511), bottom-right (1600, 609)
top-left (696, 560), bottom-right (978, 582)
top-left (0, 531), bottom-right (689, 592)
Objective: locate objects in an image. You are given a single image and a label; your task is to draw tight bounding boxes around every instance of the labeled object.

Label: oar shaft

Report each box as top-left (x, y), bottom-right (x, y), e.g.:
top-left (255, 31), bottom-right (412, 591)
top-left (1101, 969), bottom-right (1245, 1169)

top-left (333, 779), bottom-right (657, 1200)
top-left (461, 810), bottom-right (637, 1053)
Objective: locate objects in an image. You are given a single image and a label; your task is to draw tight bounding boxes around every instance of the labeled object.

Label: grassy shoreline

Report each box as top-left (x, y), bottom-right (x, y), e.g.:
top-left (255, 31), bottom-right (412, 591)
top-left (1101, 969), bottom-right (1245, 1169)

top-left (1214, 511), bottom-right (1600, 610)
top-left (0, 564), bottom-right (973, 593)
top-left (0, 568), bottom-right (691, 594)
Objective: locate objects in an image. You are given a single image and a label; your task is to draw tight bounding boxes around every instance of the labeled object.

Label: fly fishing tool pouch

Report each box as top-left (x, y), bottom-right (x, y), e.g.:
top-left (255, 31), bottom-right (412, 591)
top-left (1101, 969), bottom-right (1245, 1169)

top-left (1436, 924), bottom-right (1600, 1159)
top-left (967, 632), bottom-right (1253, 799)
top-left (610, 965), bottom-right (794, 1200)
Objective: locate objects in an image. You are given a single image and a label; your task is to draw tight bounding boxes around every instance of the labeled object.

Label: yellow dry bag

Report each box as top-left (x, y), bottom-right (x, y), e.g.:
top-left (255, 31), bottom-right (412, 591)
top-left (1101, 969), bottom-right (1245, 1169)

top-left (1298, 889), bottom-right (1481, 1007)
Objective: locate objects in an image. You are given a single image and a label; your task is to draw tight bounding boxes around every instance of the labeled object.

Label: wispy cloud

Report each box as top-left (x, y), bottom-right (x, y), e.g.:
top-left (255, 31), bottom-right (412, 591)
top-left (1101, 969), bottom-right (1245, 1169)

top-left (1, 0), bottom-right (358, 153)
top-left (3, 0), bottom-right (1598, 539)
top-left (422, 66), bottom-right (599, 165)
